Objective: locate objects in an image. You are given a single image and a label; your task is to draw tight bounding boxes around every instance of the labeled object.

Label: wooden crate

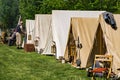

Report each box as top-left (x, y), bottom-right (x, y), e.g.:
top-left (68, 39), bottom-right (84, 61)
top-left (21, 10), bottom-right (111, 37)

top-left (24, 44), bottom-right (35, 52)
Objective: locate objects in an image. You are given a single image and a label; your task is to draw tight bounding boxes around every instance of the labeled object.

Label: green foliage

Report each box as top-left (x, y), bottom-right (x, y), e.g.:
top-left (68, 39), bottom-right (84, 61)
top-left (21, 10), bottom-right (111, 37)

top-left (0, 0), bottom-right (120, 29)
top-left (90, 0), bottom-right (118, 12)
top-left (70, 0), bottom-right (119, 12)
top-left (40, 0), bottom-right (67, 14)
top-left (0, 0), bottom-right (19, 29)
top-left (19, 0), bottom-right (67, 17)
top-left (19, 0), bottom-right (43, 22)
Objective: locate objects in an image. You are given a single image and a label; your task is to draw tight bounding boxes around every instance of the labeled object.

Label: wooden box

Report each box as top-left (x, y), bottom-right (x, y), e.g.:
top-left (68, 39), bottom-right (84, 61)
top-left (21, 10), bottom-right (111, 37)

top-left (24, 44), bottom-right (35, 52)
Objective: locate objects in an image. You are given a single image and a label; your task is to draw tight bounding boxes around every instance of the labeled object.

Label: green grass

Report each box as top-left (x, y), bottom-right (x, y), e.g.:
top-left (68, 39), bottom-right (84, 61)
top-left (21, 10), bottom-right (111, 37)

top-left (0, 44), bottom-right (107, 80)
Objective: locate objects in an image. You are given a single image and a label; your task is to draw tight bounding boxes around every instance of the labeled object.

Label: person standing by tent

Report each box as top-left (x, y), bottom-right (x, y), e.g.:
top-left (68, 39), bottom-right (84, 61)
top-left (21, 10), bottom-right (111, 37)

top-left (15, 21), bottom-right (24, 49)
top-left (8, 29), bottom-right (16, 46)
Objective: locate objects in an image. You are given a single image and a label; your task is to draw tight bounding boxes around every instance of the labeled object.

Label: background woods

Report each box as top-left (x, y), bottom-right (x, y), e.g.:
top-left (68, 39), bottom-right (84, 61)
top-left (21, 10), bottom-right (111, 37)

top-left (0, 0), bottom-right (120, 29)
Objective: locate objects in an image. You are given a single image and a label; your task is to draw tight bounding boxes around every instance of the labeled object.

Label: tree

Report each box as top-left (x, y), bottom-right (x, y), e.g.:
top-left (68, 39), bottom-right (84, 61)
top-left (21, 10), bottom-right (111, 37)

top-left (19, 0), bottom-right (43, 22)
top-left (18, 0), bottom-right (120, 22)
top-left (0, 0), bottom-right (19, 29)
top-left (0, 0), bottom-right (120, 30)
top-left (40, 0), bottom-right (67, 14)
top-left (68, 0), bottom-right (119, 12)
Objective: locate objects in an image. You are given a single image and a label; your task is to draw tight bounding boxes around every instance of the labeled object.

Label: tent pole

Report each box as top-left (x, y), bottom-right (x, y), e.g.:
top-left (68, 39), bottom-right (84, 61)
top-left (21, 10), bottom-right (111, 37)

top-left (100, 26), bottom-right (102, 55)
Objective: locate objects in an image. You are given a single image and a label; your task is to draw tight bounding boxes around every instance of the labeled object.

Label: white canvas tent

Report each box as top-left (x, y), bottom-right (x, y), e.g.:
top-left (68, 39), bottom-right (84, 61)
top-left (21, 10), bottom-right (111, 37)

top-left (26, 20), bottom-right (35, 44)
top-left (34, 14), bottom-right (53, 55)
top-left (67, 17), bottom-right (104, 68)
top-left (52, 10), bottom-right (105, 59)
top-left (99, 14), bottom-right (120, 74)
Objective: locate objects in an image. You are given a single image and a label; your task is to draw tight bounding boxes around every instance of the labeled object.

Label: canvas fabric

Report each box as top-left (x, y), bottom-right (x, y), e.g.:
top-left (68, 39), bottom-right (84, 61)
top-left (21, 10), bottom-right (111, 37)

top-left (52, 10), bottom-right (105, 59)
top-left (99, 14), bottom-right (120, 74)
top-left (70, 17), bottom-right (99, 67)
top-left (26, 20), bottom-right (35, 44)
top-left (34, 14), bottom-right (53, 55)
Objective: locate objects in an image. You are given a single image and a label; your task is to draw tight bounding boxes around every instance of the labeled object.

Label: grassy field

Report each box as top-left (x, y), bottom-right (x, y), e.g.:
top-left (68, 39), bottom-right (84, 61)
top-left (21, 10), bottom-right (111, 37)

top-left (0, 44), bottom-right (107, 80)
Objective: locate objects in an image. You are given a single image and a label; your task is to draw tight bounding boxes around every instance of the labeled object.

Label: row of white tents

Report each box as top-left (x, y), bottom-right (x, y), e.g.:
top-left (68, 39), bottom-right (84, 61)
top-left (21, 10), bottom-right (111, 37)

top-left (25, 10), bottom-right (120, 74)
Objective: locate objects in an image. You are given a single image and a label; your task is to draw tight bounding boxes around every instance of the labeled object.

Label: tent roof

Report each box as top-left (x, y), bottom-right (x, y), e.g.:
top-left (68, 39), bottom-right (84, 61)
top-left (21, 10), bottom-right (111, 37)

top-left (99, 14), bottom-right (120, 74)
top-left (52, 10), bottom-right (105, 59)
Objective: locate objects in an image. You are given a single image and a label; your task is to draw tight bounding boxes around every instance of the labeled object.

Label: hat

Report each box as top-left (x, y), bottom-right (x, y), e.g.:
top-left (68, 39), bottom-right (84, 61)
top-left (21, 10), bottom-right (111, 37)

top-left (20, 21), bottom-right (23, 24)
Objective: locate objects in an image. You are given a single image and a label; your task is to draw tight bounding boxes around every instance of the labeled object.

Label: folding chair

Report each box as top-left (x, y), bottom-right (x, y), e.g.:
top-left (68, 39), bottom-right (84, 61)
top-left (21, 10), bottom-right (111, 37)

top-left (91, 55), bottom-right (113, 80)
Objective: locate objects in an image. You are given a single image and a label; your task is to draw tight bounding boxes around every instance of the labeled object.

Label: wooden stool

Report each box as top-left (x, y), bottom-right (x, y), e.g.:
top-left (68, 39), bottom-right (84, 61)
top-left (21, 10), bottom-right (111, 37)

top-left (24, 44), bottom-right (35, 52)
